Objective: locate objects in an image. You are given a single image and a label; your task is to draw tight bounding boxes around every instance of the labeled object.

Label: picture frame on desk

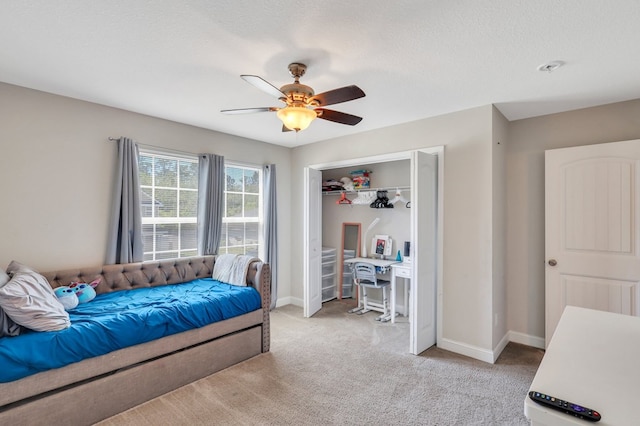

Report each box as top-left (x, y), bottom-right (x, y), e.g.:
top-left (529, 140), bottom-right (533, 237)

top-left (371, 235), bottom-right (392, 257)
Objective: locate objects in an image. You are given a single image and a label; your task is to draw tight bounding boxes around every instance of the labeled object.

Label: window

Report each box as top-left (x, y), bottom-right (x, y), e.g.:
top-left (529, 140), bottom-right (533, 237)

top-left (219, 164), bottom-right (262, 257)
top-left (138, 151), bottom-right (199, 261)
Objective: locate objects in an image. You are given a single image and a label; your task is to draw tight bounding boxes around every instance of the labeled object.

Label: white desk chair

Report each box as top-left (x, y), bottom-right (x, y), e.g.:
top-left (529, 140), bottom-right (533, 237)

top-left (348, 262), bottom-right (391, 321)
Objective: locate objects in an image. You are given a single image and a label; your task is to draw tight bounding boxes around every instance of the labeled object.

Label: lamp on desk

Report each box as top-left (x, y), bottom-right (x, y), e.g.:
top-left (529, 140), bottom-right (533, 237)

top-left (361, 217), bottom-right (380, 258)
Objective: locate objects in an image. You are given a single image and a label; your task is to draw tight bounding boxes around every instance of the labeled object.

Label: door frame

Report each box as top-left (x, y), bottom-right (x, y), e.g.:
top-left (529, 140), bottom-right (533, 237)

top-left (303, 146), bottom-right (445, 352)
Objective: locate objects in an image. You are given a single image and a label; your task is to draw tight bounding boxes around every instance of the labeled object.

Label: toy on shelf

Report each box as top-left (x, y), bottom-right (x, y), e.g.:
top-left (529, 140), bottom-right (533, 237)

top-left (349, 169), bottom-right (371, 190)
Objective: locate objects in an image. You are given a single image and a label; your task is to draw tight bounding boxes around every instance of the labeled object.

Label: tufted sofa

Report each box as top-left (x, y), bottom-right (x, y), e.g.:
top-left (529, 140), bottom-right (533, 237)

top-left (0, 255), bottom-right (270, 426)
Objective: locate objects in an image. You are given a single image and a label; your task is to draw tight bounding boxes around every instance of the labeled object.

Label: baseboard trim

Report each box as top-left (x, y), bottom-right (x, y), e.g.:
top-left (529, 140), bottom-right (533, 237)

top-left (276, 296), bottom-right (302, 308)
top-left (508, 330), bottom-right (545, 349)
top-left (439, 330), bottom-right (542, 364)
top-left (438, 338), bottom-right (496, 364)
top-left (493, 332), bottom-right (510, 363)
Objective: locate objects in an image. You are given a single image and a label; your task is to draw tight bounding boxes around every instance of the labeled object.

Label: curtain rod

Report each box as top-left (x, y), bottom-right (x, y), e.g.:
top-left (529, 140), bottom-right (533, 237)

top-left (107, 137), bottom-right (199, 159)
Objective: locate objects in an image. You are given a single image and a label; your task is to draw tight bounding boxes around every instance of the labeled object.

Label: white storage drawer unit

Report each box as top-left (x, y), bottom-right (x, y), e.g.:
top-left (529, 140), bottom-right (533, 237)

top-left (321, 247), bottom-right (337, 302)
top-left (322, 261), bottom-right (336, 276)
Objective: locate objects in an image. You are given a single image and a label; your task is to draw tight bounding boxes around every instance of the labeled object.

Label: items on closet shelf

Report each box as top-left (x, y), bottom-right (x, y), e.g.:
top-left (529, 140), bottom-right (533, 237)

top-left (349, 169), bottom-right (371, 189)
top-left (322, 179), bottom-right (344, 192)
top-left (339, 177), bottom-right (355, 191)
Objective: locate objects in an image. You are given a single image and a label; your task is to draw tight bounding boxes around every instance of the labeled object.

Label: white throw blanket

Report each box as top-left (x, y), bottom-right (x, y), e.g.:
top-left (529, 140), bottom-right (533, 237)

top-left (212, 254), bottom-right (260, 286)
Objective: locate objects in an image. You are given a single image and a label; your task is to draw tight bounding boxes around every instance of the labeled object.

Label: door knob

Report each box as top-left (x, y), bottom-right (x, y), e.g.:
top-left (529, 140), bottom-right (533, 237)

top-left (548, 259), bottom-right (557, 266)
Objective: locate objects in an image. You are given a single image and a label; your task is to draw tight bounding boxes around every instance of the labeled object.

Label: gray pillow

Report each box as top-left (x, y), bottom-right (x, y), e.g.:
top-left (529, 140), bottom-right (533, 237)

top-left (0, 266), bottom-right (21, 337)
top-left (0, 261), bottom-right (70, 332)
top-left (0, 267), bottom-right (9, 287)
top-left (0, 307), bottom-right (22, 337)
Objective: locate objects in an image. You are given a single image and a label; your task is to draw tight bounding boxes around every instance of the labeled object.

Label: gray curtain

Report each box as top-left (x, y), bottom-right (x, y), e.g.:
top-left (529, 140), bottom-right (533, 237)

top-left (197, 154), bottom-right (225, 255)
top-left (264, 164), bottom-right (278, 310)
top-left (106, 137), bottom-right (143, 264)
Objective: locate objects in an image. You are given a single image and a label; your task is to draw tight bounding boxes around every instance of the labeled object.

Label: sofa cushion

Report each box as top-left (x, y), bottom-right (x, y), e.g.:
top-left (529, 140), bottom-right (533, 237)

top-left (0, 261), bottom-right (70, 332)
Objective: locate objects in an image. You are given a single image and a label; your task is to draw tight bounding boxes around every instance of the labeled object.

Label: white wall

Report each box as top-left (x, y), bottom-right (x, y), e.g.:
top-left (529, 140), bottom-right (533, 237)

top-left (506, 99), bottom-right (640, 344)
top-left (0, 83), bottom-right (292, 300)
top-left (292, 105), bottom-right (500, 358)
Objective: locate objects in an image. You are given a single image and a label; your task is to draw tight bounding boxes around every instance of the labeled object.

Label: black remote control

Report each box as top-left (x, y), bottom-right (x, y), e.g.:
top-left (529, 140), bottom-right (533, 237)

top-left (529, 391), bottom-right (601, 422)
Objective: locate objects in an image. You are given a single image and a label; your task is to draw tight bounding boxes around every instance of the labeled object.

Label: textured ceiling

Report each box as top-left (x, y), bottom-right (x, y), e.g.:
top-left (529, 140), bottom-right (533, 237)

top-left (1, 1), bottom-right (639, 147)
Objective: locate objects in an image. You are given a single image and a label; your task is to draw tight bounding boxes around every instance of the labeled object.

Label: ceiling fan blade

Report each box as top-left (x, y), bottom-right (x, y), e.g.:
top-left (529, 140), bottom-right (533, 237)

top-left (310, 85), bottom-right (365, 107)
top-left (241, 75), bottom-right (286, 99)
top-left (281, 125), bottom-right (293, 133)
top-left (315, 108), bottom-right (363, 126)
top-left (220, 107), bottom-right (278, 114)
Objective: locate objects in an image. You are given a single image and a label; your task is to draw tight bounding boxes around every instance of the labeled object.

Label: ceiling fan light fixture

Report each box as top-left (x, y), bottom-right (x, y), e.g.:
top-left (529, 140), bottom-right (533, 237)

top-left (276, 106), bottom-right (317, 132)
top-left (223, 63), bottom-right (365, 132)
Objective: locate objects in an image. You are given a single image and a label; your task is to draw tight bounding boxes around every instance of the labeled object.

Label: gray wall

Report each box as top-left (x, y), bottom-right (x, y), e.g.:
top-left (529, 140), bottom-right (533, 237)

top-left (292, 105), bottom-right (501, 360)
top-left (4, 78), bottom-right (640, 361)
top-left (505, 99), bottom-right (640, 344)
top-left (0, 82), bottom-right (292, 298)
top-left (492, 107), bottom-right (509, 349)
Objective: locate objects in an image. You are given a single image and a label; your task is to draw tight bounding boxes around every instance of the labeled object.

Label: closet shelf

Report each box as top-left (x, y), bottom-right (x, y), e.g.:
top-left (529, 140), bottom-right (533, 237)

top-left (322, 186), bottom-right (410, 196)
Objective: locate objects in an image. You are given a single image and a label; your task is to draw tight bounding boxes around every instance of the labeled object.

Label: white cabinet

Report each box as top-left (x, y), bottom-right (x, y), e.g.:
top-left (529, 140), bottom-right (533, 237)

top-left (321, 247), bottom-right (337, 302)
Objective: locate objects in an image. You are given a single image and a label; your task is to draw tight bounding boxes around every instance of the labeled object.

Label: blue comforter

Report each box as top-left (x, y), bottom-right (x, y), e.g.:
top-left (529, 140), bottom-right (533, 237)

top-left (0, 278), bottom-right (261, 383)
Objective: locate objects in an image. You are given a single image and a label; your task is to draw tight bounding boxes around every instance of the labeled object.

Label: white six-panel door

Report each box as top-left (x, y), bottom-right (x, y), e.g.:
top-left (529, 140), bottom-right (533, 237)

top-left (545, 139), bottom-right (640, 346)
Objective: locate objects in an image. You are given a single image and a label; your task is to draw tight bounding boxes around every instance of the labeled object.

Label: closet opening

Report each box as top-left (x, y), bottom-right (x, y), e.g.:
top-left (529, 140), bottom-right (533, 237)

top-left (303, 147), bottom-right (444, 355)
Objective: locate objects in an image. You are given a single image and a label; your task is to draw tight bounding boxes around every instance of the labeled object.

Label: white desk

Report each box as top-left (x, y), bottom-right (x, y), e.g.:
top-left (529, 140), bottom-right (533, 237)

top-left (524, 306), bottom-right (640, 425)
top-left (343, 257), bottom-right (402, 322)
top-left (390, 263), bottom-right (412, 324)
top-left (343, 257), bottom-right (399, 269)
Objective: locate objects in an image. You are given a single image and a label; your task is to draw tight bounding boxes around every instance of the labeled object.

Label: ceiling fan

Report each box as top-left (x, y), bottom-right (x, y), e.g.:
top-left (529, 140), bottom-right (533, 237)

top-left (221, 63), bottom-right (365, 132)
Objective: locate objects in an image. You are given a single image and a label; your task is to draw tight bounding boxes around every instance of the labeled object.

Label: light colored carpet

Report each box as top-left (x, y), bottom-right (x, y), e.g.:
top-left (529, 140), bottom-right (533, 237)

top-left (97, 300), bottom-right (544, 425)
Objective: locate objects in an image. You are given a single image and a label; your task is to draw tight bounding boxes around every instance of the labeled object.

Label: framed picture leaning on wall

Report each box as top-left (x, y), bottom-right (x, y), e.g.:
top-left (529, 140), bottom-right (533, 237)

top-left (371, 235), bottom-right (392, 257)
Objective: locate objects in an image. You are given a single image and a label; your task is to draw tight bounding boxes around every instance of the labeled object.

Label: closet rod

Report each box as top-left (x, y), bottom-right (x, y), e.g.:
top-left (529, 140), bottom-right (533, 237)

top-left (323, 186), bottom-right (410, 195)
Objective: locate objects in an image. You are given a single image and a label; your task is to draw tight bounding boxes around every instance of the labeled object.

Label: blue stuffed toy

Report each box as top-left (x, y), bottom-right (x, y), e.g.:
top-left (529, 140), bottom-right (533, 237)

top-left (54, 286), bottom-right (79, 310)
top-left (68, 278), bottom-right (101, 304)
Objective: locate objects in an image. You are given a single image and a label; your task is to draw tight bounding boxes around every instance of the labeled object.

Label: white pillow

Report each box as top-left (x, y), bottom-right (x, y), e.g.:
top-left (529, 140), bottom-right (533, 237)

top-left (0, 261), bottom-right (70, 332)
